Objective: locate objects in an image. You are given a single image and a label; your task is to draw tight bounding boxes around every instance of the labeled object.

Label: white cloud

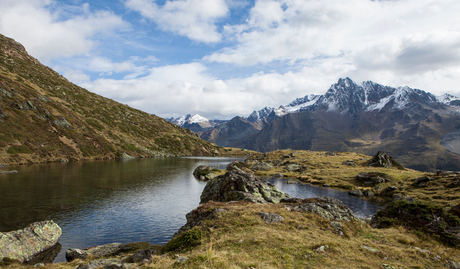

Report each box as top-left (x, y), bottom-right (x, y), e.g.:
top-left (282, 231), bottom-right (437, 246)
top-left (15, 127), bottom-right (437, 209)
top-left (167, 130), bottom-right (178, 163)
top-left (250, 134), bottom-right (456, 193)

top-left (206, 0), bottom-right (460, 75)
top-left (125, 0), bottom-right (229, 43)
top-left (0, 0), bottom-right (126, 62)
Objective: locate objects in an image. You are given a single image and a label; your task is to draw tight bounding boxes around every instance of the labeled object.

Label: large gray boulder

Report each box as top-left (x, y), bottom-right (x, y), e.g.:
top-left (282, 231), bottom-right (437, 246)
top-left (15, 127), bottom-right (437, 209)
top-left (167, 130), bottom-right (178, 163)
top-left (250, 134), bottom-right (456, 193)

top-left (0, 220), bottom-right (62, 263)
top-left (200, 169), bottom-right (290, 204)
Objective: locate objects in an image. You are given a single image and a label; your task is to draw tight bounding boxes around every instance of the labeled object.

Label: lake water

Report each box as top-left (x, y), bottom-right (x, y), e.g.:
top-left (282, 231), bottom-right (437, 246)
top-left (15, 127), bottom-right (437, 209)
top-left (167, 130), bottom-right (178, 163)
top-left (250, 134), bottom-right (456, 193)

top-left (0, 157), bottom-right (380, 263)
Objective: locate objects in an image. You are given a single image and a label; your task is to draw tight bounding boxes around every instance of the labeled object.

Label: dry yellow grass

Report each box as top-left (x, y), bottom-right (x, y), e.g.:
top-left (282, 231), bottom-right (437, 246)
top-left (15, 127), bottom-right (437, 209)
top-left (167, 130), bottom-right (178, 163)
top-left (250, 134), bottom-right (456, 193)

top-left (246, 149), bottom-right (460, 207)
top-left (139, 202), bottom-right (459, 268)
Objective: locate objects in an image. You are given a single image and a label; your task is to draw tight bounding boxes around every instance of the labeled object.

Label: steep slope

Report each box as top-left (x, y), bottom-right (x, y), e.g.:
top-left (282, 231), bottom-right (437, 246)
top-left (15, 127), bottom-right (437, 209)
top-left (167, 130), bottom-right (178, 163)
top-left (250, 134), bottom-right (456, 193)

top-left (200, 116), bottom-right (262, 148)
top-left (246, 78), bottom-right (460, 172)
top-left (0, 34), bottom-right (221, 165)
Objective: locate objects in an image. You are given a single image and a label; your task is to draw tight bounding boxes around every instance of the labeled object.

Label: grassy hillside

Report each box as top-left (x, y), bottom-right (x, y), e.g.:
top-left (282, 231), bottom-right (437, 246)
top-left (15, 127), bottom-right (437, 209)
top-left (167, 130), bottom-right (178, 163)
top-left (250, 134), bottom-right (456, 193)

top-left (0, 34), bottom-right (223, 165)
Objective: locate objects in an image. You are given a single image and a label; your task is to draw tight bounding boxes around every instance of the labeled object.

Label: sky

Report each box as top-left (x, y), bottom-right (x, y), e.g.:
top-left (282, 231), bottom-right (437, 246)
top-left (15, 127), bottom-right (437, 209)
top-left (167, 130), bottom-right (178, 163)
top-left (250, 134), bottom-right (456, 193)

top-left (0, 0), bottom-right (460, 120)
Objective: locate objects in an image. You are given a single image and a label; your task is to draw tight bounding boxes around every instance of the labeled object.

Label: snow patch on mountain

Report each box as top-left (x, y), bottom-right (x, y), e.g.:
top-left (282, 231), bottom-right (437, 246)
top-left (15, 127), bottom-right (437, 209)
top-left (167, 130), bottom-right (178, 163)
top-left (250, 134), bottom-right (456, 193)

top-left (169, 114), bottom-right (211, 127)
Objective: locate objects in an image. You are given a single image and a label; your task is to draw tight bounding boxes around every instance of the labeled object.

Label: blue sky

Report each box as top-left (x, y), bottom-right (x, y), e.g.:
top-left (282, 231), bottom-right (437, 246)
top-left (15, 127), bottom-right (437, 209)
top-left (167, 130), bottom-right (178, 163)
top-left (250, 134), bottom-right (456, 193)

top-left (1, 0), bottom-right (460, 119)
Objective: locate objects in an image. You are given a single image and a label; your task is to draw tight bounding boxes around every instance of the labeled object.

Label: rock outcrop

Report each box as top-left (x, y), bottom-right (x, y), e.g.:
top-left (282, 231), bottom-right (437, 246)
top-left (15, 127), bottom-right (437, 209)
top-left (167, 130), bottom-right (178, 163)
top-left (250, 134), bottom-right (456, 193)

top-left (200, 169), bottom-right (290, 204)
top-left (363, 151), bottom-right (404, 170)
top-left (0, 220), bottom-right (61, 263)
top-left (283, 197), bottom-right (359, 222)
top-left (66, 243), bottom-right (132, 262)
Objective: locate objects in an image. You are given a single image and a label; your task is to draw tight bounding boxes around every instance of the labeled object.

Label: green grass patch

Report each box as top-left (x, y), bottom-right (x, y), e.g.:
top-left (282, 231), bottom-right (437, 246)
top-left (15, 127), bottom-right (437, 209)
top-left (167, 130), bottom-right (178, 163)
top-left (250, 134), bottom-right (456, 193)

top-left (161, 227), bottom-right (204, 253)
top-left (7, 145), bottom-right (32, 154)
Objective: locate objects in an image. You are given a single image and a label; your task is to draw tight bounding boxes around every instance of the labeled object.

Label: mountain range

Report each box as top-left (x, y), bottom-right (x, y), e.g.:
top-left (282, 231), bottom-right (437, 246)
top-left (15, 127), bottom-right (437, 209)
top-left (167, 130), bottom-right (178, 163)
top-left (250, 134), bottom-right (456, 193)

top-left (174, 77), bottom-right (460, 172)
top-left (0, 34), bottom-right (222, 165)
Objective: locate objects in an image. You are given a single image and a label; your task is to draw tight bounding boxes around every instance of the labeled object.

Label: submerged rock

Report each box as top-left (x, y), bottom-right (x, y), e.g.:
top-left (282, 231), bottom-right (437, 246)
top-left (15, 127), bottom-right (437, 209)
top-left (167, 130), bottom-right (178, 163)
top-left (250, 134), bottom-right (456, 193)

top-left (0, 220), bottom-right (62, 263)
top-left (200, 169), bottom-right (290, 204)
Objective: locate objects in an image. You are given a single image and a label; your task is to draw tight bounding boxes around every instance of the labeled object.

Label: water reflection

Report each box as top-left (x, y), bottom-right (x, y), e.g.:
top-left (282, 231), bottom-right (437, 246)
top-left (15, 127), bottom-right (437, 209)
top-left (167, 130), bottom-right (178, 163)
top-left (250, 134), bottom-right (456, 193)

top-left (0, 157), bottom-right (244, 263)
top-left (268, 177), bottom-right (380, 218)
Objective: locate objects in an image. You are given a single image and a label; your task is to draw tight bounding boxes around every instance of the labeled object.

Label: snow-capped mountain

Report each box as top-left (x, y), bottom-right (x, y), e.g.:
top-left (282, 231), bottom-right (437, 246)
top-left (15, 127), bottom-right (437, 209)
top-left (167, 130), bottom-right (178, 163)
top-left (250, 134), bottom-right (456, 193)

top-left (247, 77), bottom-right (460, 124)
top-left (171, 114), bottom-right (211, 127)
top-left (167, 114), bottom-right (225, 135)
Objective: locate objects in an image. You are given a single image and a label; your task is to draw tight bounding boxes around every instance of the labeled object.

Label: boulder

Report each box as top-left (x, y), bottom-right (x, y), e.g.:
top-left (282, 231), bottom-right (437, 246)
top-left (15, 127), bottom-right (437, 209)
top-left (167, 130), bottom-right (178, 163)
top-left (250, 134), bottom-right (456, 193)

top-left (226, 161), bottom-right (248, 172)
top-left (177, 205), bottom-right (228, 233)
top-left (128, 249), bottom-right (157, 263)
top-left (285, 164), bottom-right (301, 172)
top-left (258, 212), bottom-right (284, 224)
top-left (414, 176), bottom-right (431, 185)
top-left (200, 169), bottom-right (290, 204)
top-left (363, 151), bottom-right (404, 170)
top-left (65, 243), bottom-right (132, 262)
top-left (349, 189), bottom-right (364, 197)
top-left (193, 165), bottom-right (218, 181)
top-left (251, 161), bottom-right (273, 171)
top-left (342, 160), bottom-right (356, 167)
top-left (0, 220), bottom-right (61, 263)
top-left (356, 172), bottom-right (389, 184)
top-left (284, 197), bottom-right (359, 222)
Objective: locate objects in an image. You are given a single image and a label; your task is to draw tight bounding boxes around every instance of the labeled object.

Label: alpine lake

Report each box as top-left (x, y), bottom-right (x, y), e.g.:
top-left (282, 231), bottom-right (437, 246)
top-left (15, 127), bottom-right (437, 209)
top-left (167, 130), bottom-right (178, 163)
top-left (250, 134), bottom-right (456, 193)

top-left (0, 157), bottom-right (380, 263)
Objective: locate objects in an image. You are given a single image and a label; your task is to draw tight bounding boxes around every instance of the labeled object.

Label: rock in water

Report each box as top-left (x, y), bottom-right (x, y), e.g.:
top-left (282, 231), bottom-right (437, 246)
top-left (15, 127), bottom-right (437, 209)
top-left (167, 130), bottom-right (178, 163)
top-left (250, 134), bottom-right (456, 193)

top-left (193, 165), bottom-right (218, 181)
top-left (0, 220), bottom-right (62, 263)
top-left (200, 169), bottom-right (290, 204)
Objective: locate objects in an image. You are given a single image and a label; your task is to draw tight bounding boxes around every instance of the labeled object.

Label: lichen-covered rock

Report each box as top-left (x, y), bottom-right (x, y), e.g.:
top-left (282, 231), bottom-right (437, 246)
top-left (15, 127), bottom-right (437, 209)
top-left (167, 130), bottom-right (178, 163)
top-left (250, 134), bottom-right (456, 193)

top-left (65, 243), bottom-right (132, 262)
top-left (251, 162), bottom-right (273, 171)
top-left (200, 169), bottom-right (290, 204)
top-left (258, 212), bottom-right (284, 224)
top-left (193, 165), bottom-right (218, 181)
top-left (0, 220), bottom-right (61, 263)
top-left (53, 117), bottom-right (71, 128)
top-left (284, 197), bottom-right (359, 222)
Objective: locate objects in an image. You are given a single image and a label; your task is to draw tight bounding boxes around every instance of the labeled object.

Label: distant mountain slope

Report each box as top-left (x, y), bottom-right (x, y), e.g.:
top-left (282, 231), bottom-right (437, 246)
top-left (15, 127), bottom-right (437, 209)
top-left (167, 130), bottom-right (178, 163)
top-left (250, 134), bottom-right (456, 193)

top-left (0, 34), bottom-right (222, 165)
top-left (246, 78), bottom-right (460, 172)
top-left (200, 116), bottom-right (263, 148)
